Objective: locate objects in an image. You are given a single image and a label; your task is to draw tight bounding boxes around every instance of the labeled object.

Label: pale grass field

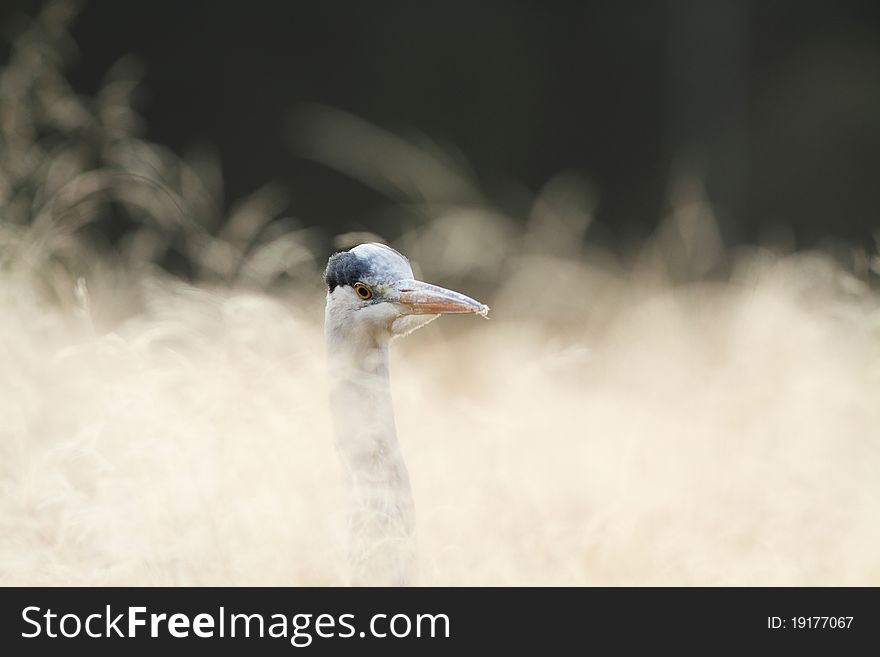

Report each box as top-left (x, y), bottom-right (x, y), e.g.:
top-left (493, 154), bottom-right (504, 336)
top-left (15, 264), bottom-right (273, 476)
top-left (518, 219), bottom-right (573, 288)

top-left (2, 229), bottom-right (880, 586)
top-left (2, 0), bottom-right (880, 586)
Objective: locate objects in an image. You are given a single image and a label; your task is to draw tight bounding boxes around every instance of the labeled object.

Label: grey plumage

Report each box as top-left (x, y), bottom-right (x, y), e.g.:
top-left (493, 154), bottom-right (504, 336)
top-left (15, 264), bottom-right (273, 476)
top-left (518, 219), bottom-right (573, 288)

top-left (323, 243), bottom-right (487, 585)
top-left (324, 243), bottom-right (410, 292)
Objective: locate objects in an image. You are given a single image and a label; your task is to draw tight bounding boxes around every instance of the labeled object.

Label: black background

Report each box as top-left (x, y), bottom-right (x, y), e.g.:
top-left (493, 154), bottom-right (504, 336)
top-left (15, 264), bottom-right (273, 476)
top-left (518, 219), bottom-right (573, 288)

top-left (4, 0), bottom-right (880, 252)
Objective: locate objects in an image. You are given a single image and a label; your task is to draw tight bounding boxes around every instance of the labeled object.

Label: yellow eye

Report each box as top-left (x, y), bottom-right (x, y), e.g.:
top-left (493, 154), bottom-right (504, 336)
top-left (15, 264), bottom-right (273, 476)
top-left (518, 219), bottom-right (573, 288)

top-left (354, 283), bottom-right (373, 300)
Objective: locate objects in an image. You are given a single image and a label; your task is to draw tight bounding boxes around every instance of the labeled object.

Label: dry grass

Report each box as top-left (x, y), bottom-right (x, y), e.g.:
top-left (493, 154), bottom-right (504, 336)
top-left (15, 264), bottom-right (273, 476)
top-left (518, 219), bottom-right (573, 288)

top-left (2, 1), bottom-right (880, 586)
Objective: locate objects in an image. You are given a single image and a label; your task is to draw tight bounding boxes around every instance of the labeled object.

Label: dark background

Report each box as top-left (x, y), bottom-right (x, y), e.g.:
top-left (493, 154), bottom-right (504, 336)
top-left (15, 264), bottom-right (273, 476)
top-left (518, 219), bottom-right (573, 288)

top-left (4, 0), bottom-right (880, 250)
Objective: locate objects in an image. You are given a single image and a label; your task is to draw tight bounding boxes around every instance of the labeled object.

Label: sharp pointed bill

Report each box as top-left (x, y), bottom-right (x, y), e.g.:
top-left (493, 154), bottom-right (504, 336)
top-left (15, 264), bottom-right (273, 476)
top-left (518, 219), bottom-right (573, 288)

top-left (393, 279), bottom-right (489, 317)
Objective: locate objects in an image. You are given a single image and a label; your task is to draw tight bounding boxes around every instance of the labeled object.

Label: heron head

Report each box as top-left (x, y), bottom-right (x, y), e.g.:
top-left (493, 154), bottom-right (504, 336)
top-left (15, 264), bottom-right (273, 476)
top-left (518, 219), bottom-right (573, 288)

top-left (324, 243), bottom-right (488, 342)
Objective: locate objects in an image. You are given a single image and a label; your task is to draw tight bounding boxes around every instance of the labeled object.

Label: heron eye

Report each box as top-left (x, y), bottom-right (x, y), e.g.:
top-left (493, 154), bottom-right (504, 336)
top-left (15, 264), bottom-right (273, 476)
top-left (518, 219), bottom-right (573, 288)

top-left (354, 283), bottom-right (373, 300)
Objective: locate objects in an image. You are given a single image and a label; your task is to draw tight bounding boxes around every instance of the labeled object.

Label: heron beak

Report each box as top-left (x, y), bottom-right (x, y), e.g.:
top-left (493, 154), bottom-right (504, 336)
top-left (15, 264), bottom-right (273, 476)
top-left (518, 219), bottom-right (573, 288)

top-left (395, 279), bottom-right (489, 316)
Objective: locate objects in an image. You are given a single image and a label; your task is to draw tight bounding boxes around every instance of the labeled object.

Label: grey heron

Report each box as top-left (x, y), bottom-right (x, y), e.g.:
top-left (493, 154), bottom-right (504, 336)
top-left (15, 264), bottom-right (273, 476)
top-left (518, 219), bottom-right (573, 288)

top-left (323, 243), bottom-right (488, 585)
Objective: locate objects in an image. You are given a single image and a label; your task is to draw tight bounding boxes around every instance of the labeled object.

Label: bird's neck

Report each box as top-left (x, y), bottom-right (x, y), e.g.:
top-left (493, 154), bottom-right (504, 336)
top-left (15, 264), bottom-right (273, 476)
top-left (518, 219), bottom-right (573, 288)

top-left (325, 324), bottom-right (399, 455)
top-left (325, 321), bottom-right (416, 585)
